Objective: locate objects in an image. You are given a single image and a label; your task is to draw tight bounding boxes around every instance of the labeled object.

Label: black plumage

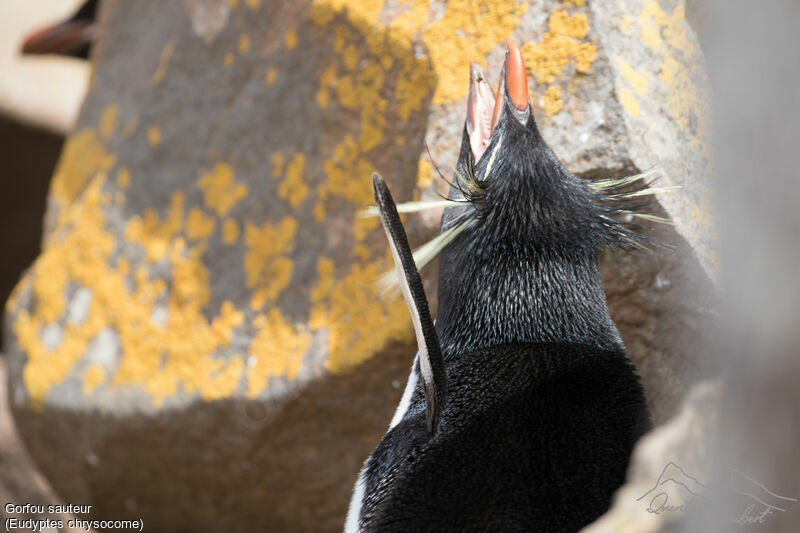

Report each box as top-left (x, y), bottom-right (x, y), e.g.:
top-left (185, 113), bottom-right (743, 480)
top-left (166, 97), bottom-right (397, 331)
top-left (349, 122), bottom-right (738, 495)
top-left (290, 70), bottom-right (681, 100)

top-left (347, 40), bottom-right (652, 533)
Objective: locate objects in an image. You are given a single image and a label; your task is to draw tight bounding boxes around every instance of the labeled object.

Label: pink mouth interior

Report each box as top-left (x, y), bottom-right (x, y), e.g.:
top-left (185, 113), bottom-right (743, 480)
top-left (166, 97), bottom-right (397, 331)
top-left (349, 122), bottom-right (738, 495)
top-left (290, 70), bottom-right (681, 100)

top-left (467, 39), bottom-right (530, 162)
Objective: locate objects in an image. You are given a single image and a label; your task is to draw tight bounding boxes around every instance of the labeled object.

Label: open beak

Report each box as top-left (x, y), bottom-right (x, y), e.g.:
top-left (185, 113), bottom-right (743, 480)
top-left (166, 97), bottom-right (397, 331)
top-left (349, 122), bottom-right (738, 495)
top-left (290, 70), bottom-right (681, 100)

top-left (21, 19), bottom-right (94, 57)
top-left (467, 63), bottom-right (496, 163)
top-left (468, 39), bottom-right (530, 162)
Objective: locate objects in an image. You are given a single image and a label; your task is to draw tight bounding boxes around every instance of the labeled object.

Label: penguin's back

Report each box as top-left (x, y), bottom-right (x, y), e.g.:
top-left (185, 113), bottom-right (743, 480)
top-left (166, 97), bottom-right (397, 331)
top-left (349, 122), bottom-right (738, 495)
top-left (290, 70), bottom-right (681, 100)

top-left (358, 342), bottom-right (651, 533)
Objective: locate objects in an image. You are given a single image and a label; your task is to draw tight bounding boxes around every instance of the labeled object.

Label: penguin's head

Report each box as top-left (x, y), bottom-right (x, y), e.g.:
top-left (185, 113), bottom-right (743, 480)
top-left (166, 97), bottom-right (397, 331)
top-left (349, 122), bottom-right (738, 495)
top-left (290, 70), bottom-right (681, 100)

top-left (424, 39), bottom-right (663, 353)
top-left (442, 38), bottom-right (651, 255)
top-left (370, 40), bottom-right (662, 353)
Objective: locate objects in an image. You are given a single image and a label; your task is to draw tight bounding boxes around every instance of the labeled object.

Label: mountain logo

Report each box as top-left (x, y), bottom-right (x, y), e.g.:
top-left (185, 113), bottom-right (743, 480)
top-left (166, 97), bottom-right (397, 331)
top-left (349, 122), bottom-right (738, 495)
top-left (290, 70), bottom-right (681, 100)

top-left (637, 462), bottom-right (712, 514)
top-left (637, 462), bottom-right (797, 525)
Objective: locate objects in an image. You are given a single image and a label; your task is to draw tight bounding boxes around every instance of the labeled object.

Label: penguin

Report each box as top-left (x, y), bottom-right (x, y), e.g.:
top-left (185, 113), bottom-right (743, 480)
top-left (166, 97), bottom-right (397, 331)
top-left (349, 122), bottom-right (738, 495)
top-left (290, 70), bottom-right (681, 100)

top-left (20, 0), bottom-right (98, 59)
top-left (346, 39), bottom-right (654, 533)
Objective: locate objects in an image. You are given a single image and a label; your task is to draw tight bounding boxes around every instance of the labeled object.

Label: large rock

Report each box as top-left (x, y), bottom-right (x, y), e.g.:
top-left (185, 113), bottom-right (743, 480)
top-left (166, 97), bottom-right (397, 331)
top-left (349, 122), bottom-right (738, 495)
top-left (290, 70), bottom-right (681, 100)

top-left (3, 0), bottom-right (715, 530)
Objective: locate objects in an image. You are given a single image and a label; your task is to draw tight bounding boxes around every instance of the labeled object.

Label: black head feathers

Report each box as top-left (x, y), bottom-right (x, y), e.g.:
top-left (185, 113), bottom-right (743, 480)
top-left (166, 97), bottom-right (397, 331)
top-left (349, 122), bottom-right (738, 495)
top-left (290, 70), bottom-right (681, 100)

top-left (452, 40), bottom-right (663, 255)
top-left (433, 39), bottom-right (665, 356)
top-left (369, 43), bottom-right (669, 296)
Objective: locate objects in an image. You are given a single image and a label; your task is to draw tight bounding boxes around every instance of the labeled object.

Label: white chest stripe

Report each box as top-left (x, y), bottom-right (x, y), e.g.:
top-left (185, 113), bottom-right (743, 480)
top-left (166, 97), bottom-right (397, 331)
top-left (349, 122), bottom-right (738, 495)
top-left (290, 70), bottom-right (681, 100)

top-left (344, 468), bottom-right (367, 533)
top-left (344, 353), bottom-right (420, 532)
top-left (389, 353), bottom-right (420, 429)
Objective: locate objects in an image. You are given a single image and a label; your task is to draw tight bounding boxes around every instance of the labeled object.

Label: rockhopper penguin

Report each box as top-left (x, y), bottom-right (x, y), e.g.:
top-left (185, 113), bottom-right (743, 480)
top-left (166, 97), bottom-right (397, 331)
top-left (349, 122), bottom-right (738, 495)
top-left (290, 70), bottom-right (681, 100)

top-left (346, 39), bottom-right (653, 533)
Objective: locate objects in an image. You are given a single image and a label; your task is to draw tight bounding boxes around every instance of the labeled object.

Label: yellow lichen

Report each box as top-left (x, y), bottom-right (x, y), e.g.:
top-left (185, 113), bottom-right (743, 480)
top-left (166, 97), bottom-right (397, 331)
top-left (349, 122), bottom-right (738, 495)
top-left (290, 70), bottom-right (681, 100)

top-left (185, 208), bottom-right (217, 241)
top-left (202, 357), bottom-right (244, 400)
top-left (245, 0), bottom-right (261, 8)
top-left (318, 135), bottom-right (375, 208)
top-left (395, 61), bottom-right (435, 121)
top-left (222, 219), bottom-right (240, 245)
top-left (316, 87), bottom-right (330, 109)
top-left (270, 152), bottom-right (285, 177)
top-left (247, 310), bottom-right (311, 396)
top-left (542, 85), bottom-right (564, 116)
top-left (314, 0), bottom-right (383, 27)
top-left (691, 203), bottom-right (713, 234)
top-left (211, 301), bottom-right (245, 347)
top-left (659, 54), bottom-right (679, 89)
top-left (309, 259), bottom-right (411, 373)
top-left (309, 0), bottom-right (436, 223)
top-left (266, 67), bottom-right (277, 86)
top-left (116, 167), bottom-right (131, 189)
top-left (197, 163), bottom-right (248, 216)
top-left (640, 1), bottom-right (692, 52)
top-left (416, 159), bottom-right (433, 189)
top-left (635, 1), bottom-right (710, 160)
top-left (83, 365), bottom-right (106, 394)
top-left (270, 150), bottom-right (310, 208)
top-left (4, 278), bottom-right (27, 314)
top-left (50, 129), bottom-right (116, 206)
top-left (353, 216), bottom-right (378, 242)
top-left (419, 0), bottom-right (529, 105)
top-left (522, 10), bottom-right (597, 85)
top-left (12, 168), bottom-right (273, 408)
top-left (342, 43), bottom-right (359, 71)
top-left (244, 217), bottom-right (297, 310)
top-left (353, 244), bottom-right (370, 261)
top-left (640, 1), bottom-right (663, 49)
top-left (125, 192), bottom-right (185, 262)
top-left (153, 42), bottom-right (175, 84)
top-left (278, 154), bottom-right (310, 208)
top-left (14, 177), bottom-right (115, 407)
top-left (147, 127), bottom-right (162, 147)
top-left (171, 242), bottom-right (210, 307)
top-left (225, 53), bottom-right (235, 67)
top-left (618, 57), bottom-right (649, 95)
top-left (285, 29), bottom-right (298, 49)
top-left (621, 15), bottom-right (631, 35)
top-left (355, 62), bottom-right (386, 151)
top-left (308, 0), bottom-right (439, 236)
top-left (239, 34), bottom-right (251, 54)
top-left (313, 202), bottom-right (326, 223)
top-left (310, 257), bottom-right (336, 304)
top-left (99, 104), bottom-right (118, 140)
top-left (619, 89), bottom-right (640, 118)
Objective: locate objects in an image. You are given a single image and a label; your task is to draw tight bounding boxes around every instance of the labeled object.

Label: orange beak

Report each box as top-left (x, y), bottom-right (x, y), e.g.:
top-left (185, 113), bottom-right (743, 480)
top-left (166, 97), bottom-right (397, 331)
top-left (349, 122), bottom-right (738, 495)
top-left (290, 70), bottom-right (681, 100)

top-left (504, 38), bottom-right (529, 112)
top-left (468, 39), bottom-right (531, 162)
top-left (491, 38), bottom-right (530, 131)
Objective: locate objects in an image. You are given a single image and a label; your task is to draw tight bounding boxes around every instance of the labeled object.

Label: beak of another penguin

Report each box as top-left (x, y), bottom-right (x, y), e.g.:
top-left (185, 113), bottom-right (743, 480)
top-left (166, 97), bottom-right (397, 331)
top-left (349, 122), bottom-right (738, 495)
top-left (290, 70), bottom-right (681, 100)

top-left (467, 38), bottom-right (531, 163)
top-left (21, 18), bottom-right (94, 57)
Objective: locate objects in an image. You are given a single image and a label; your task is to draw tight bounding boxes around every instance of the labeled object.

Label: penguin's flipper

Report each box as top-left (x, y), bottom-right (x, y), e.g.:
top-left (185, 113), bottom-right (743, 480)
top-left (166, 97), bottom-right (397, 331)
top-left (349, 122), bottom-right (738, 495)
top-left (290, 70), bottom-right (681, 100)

top-left (372, 173), bottom-right (447, 433)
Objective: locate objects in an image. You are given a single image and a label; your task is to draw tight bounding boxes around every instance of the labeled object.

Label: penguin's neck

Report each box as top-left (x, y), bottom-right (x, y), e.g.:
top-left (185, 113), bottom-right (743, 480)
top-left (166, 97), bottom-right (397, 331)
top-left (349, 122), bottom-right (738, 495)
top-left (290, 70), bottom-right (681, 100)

top-left (435, 235), bottom-right (622, 359)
